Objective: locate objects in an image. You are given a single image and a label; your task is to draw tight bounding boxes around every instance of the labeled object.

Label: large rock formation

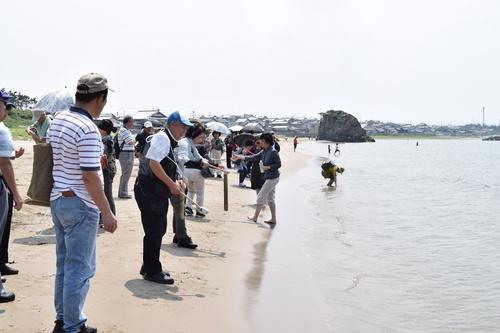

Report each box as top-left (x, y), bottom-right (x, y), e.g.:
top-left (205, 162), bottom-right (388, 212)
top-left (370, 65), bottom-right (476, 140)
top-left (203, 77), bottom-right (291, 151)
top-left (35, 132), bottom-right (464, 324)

top-left (318, 110), bottom-right (375, 142)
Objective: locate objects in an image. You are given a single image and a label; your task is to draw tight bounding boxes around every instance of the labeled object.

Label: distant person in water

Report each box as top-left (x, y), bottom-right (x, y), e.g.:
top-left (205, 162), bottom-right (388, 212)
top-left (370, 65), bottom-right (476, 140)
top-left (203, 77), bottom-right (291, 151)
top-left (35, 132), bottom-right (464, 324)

top-left (321, 161), bottom-right (344, 187)
top-left (334, 143), bottom-right (340, 155)
top-left (293, 136), bottom-right (298, 152)
top-left (416, 141), bottom-right (419, 146)
top-left (327, 145), bottom-right (331, 154)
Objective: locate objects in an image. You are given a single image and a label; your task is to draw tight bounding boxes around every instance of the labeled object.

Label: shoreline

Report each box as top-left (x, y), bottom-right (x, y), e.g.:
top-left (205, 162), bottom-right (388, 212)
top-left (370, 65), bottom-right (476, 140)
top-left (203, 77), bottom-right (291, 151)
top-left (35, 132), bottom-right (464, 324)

top-left (1, 140), bottom-right (309, 332)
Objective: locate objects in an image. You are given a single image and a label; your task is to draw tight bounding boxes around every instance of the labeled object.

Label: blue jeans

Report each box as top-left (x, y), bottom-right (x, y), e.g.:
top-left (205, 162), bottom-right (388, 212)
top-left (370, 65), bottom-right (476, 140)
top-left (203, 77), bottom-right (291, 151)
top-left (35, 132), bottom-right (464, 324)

top-left (51, 196), bottom-right (99, 333)
top-left (238, 166), bottom-right (247, 184)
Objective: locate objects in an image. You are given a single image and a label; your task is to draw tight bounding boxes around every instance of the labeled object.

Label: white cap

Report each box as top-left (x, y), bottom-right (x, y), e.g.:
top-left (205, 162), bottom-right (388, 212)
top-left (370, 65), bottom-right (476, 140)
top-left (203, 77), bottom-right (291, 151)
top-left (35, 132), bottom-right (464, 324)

top-left (31, 109), bottom-right (45, 121)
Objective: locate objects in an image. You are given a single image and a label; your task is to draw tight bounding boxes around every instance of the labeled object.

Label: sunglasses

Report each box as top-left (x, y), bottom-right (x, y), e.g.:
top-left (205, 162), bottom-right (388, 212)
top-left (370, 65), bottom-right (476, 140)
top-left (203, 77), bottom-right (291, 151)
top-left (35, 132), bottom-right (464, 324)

top-left (0, 99), bottom-right (7, 105)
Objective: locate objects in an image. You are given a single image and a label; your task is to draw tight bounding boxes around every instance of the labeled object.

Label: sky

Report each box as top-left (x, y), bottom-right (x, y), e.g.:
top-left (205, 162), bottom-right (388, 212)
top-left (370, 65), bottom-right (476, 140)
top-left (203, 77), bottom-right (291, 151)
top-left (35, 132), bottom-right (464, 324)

top-left (3, 0), bottom-right (500, 125)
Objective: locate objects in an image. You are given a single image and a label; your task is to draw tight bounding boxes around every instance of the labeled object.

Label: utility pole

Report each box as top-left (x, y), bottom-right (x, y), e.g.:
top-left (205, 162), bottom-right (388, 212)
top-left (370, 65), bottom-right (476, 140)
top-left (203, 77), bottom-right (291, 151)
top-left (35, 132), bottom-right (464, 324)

top-left (483, 107), bottom-right (485, 126)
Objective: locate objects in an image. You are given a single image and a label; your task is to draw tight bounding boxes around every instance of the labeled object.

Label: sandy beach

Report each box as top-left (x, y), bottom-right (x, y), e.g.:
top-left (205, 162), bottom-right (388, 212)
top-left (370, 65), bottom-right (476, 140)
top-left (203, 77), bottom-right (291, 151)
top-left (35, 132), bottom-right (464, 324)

top-left (0, 140), bottom-right (308, 333)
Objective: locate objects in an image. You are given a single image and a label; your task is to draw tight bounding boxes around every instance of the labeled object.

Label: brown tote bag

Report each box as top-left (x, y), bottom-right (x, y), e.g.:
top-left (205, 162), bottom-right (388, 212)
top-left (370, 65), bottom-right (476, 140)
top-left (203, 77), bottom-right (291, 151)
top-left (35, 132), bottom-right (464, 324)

top-left (27, 143), bottom-right (53, 204)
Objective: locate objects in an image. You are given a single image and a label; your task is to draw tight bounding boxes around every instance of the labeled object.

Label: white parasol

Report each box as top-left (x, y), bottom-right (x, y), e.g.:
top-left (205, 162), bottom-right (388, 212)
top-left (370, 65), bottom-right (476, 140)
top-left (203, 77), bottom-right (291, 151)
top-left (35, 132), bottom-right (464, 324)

top-left (206, 121), bottom-right (231, 134)
top-left (35, 88), bottom-right (74, 114)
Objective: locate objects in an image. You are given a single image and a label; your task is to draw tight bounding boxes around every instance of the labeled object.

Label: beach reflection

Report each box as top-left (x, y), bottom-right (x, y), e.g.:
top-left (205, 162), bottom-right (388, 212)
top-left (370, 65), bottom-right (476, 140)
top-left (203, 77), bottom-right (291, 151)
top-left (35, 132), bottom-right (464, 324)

top-left (244, 226), bottom-right (274, 315)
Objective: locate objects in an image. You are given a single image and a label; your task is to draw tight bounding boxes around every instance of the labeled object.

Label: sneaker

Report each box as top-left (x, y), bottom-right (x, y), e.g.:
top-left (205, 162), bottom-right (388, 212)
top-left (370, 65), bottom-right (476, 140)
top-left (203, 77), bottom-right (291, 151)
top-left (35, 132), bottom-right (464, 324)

top-left (77, 324), bottom-right (97, 333)
top-left (185, 206), bottom-right (193, 216)
top-left (195, 212), bottom-right (206, 218)
top-left (0, 291), bottom-right (15, 303)
top-left (217, 175), bottom-right (222, 178)
top-left (239, 183), bottom-right (246, 188)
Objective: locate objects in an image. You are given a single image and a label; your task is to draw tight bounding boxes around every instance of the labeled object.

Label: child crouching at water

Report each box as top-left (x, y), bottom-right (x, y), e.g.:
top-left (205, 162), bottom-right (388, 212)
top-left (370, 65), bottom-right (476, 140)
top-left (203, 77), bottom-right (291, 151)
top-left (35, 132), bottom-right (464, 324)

top-left (321, 161), bottom-right (344, 187)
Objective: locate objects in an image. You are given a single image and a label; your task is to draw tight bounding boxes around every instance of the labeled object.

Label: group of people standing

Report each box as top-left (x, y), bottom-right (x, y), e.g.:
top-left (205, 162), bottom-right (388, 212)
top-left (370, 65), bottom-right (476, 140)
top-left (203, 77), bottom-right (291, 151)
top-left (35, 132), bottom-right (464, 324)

top-left (0, 72), bottom-right (284, 332)
top-left (231, 132), bottom-right (282, 224)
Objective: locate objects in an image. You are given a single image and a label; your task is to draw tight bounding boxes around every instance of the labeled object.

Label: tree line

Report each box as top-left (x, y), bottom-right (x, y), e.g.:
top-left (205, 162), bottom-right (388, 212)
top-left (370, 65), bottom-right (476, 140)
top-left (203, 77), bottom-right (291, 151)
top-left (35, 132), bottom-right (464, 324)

top-left (0, 88), bottom-right (37, 110)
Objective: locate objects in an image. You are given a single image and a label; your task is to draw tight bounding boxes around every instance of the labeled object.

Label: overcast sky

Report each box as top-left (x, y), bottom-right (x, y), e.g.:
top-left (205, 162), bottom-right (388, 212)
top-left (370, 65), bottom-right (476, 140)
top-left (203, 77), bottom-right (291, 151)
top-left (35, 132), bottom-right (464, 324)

top-left (3, 0), bottom-right (500, 125)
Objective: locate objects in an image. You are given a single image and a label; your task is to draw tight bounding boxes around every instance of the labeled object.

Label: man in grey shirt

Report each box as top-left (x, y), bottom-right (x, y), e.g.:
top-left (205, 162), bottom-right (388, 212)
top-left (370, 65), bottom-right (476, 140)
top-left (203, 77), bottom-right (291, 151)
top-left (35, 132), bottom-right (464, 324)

top-left (117, 115), bottom-right (136, 198)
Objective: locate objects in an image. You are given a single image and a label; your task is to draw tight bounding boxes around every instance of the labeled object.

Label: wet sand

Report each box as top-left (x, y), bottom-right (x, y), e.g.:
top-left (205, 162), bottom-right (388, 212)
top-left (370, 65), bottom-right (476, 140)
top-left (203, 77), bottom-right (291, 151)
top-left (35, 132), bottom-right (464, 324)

top-left (0, 139), bottom-right (307, 333)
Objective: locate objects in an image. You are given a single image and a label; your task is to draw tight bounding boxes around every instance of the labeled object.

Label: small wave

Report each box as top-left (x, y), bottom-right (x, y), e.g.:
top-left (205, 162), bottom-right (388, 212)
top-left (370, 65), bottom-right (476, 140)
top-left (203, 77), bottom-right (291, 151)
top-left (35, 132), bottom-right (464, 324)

top-left (347, 275), bottom-right (361, 290)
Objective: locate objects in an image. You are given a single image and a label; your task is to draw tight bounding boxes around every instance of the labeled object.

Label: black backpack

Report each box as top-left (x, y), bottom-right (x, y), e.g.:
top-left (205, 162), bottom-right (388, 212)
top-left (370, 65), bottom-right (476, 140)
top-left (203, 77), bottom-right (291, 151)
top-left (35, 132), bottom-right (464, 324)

top-left (321, 161), bottom-right (335, 170)
top-left (113, 135), bottom-right (125, 159)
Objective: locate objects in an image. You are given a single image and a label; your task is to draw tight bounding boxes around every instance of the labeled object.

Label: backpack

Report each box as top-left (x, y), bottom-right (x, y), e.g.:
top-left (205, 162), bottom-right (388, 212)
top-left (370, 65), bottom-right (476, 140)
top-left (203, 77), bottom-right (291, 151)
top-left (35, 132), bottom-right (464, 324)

top-left (113, 135), bottom-right (125, 159)
top-left (321, 161), bottom-right (335, 170)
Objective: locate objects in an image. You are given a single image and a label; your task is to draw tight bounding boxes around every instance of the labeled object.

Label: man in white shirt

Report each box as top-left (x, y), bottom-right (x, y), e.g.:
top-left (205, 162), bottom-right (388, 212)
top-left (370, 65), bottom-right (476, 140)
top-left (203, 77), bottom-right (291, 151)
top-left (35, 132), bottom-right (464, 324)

top-left (134, 111), bottom-right (192, 284)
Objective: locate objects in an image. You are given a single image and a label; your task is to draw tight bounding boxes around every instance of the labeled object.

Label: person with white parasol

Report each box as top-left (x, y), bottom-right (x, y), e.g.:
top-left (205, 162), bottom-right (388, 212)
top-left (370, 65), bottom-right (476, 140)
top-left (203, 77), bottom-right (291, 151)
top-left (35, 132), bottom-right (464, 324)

top-left (209, 131), bottom-right (224, 178)
top-left (26, 109), bottom-right (52, 143)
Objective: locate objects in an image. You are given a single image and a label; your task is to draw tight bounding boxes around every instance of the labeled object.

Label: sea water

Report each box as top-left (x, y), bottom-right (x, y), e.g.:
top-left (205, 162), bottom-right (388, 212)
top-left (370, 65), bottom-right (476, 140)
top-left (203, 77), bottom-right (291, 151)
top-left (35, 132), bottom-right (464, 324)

top-left (246, 139), bottom-right (500, 333)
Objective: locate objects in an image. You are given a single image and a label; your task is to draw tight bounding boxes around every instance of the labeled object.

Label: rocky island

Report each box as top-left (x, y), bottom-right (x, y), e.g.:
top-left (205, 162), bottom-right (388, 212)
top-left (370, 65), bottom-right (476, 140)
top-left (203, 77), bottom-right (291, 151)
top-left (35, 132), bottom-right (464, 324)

top-left (318, 110), bottom-right (375, 142)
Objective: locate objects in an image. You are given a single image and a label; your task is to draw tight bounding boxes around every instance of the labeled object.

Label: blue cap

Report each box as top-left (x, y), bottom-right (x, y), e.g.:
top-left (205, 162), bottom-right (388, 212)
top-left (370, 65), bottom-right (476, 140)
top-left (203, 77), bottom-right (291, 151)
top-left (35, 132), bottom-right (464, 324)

top-left (167, 111), bottom-right (194, 127)
top-left (0, 91), bottom-right (13, 99)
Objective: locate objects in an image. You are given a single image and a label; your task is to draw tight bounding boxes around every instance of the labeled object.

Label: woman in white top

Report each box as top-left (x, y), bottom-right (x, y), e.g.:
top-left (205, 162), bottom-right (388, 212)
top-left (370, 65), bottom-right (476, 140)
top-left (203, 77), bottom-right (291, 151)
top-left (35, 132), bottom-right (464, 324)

top-left (177, 124), bottom-right (211, 218)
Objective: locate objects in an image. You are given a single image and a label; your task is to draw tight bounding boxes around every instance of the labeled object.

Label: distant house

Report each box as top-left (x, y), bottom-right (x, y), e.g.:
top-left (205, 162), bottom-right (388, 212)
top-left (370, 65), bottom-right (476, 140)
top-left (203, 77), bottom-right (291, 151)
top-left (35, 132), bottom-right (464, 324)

top-left (235, 118), bottom-right (249, 126)
top-left (271, 125), bottom-right (291, 133)
top-left (132, 109), bottom-right (169, 129)
top-left (95, 113), bottom-right (121, 128)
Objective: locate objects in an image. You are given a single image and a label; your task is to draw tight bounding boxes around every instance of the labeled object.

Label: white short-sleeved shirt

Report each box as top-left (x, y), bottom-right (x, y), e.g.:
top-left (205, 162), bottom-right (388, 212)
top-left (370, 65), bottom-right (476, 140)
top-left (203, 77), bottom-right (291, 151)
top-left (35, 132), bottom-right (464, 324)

top-left (0, 123), bottom-right (15, 176)
top-left (145, 129), bottom-right (173, 162)
top-left (48, 108), bottom-right (103, 209)
top-left (118, 126), bottom-right (135, 151)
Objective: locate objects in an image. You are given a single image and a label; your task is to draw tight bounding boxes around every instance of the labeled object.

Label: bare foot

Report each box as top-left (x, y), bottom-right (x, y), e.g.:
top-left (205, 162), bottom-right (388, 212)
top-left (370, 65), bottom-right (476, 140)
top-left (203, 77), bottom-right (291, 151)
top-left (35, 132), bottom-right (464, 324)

top-left (247, 216), bottom-right (258, 222)
top-left (264, 220), bottom-right (276, 224)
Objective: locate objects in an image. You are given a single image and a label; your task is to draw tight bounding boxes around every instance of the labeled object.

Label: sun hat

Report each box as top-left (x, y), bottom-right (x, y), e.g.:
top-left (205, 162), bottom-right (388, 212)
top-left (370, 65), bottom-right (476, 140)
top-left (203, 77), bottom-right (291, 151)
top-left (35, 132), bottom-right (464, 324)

top-left (144, 121), bottom-right (153, 128)
top-left (94, 119), bottom-right (116, 133)
top-left (76, 73), bottom-right (115, 94)
top-left (31, 108), bottom-right (46, 121)
top-left (167, 111), bottom-right (194, 127)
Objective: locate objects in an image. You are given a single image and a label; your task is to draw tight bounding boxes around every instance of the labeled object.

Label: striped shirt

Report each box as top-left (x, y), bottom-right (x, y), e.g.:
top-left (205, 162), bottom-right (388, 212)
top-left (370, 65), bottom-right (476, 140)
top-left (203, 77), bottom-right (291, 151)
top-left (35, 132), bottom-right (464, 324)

top-left (117, 126), bottom-right (135, 151)
top-left (47, 107), bottom-right (103, 209)
top-left (0, 123), bottom-right (15, 176)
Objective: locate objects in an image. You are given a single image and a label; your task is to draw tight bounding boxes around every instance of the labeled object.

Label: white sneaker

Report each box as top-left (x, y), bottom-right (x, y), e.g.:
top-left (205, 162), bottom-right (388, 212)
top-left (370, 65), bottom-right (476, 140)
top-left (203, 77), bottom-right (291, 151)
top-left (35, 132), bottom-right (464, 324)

top-left (239, 183), bottom-right (246, 188)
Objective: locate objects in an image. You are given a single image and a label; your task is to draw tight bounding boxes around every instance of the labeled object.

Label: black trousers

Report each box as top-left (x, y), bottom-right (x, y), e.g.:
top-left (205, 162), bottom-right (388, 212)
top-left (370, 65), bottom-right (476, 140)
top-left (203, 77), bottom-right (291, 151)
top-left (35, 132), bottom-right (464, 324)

top-left (0, 178), bottom-right (13, 265)
top-left (134, 179), bottom-right (169, 275)
top-left (226, 144), bottom-right (232, 168)
top-left (103, 171), bottom-right (116, 215)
